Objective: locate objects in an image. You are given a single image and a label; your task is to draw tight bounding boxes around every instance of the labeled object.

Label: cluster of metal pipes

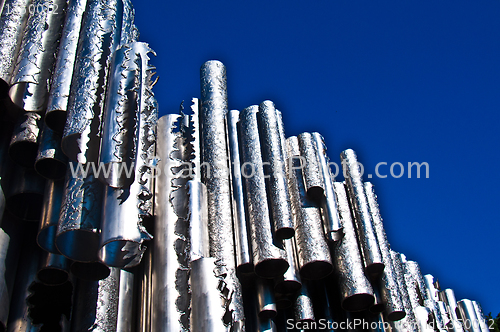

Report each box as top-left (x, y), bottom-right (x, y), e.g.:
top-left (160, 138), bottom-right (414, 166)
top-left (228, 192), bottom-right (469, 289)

top-left (0, 1), bottom-right (489, 332)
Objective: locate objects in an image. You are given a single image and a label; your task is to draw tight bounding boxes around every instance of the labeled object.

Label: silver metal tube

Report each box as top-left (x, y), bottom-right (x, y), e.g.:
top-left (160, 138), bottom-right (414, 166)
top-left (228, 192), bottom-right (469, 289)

top-left (440, 288), bottom-right (464, 332)
top-left (391, 250), bottom-right (417, 332)
top-left (340, 149), bottom-right (384, 277)
top-left (35, 124), bottom-right (68, 180)
top-left (188, 179), bottom-right (209, 261)
top-left (37, 179), bottom-right (64, 254)
top-left (332, 182), bottom-right (374, 312)
top-left (4, 166), bottom-right (45, 222)
top-left (365, 182), bottom-right (405, 321)
top-left (8, 0), bottom-right (68, 112)
top-left (286, 136), bottom-right (332, 280)
top-left (138, 246), bottom-right (152, 332)
top-left (153, 114), bottom-right (190, 332)
top-left (256, 278), bottom-right (277, 319)
top-left (200, 60), bottom-right (244, 330)
top-left (257, 100), bottom-right (294, 239)
top-left (120, 0), bottom-right (138, 46)
top-left (0, 0), bottom-right (31, 94)
top-left (423, 274), bottom-right (447, 332)
top-left (227, 110), bottom-right (253, 274)
top-left (62, 0), bottom-right (123, 164)
top-left (456, 300), bottom-right (481, 332)
top-left (45, 0), bottom-right (88, 132)
top-left (274, 237), bottom-right (302, 295)
top-left (56, 162), bottom-right (104, 263)
top-left (293, 281), bottom-right (316, 323)
top-left (471, 301), bottom-right (489, 332)
top-left (239, 105), bottom-right (288, 278)
top-left (36, 251), bottom-right (70, 286)
top-left (297, 132), bottom-right (324, 201)
top-left (9, 111), bottom-right (42, 167)
top-left (312, 132), bottom-right (343, 242)
top-left (117, 269), bottom-right (135, 332)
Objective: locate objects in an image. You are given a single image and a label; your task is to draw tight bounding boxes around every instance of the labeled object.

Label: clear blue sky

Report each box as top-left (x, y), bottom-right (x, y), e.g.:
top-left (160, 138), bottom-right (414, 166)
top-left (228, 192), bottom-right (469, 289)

top-left (133, 0), bottom-right (500, 315)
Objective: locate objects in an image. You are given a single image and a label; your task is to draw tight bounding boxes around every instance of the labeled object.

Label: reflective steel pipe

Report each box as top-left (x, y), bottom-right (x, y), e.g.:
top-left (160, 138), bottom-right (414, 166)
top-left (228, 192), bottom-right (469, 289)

top-left (471, 301), bottom-right (489, 332)
top-left (440, 288), bottom-right (464, 332)
top-left (200, 60), bottom-right (244, 329)
top-left (9, 111), bottom-right (42, 167)
top-left (4, 166), bottom-right (45, 221)
top-left (239, 105), bottom-right (288, 278)
top-left (257, 100), bottom-right (294, 239)
top-left (293, 281), bottom-right (316, 323)
top-left (274, 237), bottom-right (302, 295)
top-left (35, 125), bottom-right (68, 180)
top-left (332, 182), bottom-right (374, 312)
top-left (391, 250), bottom-right (417, 331)
top-left (256, 278), bottom-right (277, 319)
top-left (37, 180), bottom-right (64, 253)
top-left (456, 300), bottom-right (482, 332)
top-left (37, 251), bottom-right (70, 286)
top-left (340, 149), bottom-right (384, 277)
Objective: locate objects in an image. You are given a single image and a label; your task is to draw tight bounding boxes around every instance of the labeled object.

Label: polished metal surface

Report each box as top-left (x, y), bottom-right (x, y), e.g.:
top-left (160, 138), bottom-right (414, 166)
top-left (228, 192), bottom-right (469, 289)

top-left (62, 0), bottom-right (123, 164)
top-left (297, 132), bottom-right (325, 201)
top-left (286, 136), bottom-right (332, 280)
top-left (9, 111), bottom-right (41, 167)
top-left (293, 281), bottom-right (315, 323)
top-left (45, 0), bottom-right (88, 132)
top-left (365, 182), bottom-right (405, 321)
top-left (138, 246), bottom-right (152, 332)
top-left (332, 182), bottom-right (374, 312)
top-left (456, 300), bottom-right (482, 332)
top-left (274, 237), bottom-right (302, 295)
top-left (37, 180), bottom-right (63, 254)
top-left (188, 179), bottom-right (209, 261)
top-left (257, 100), bottom-right (294, 239)
top-left (200, 60), bottom-right (244, 330)
top-left (340, 149), bottom-right (384, 277)
top-left (256, 278), bottom-right (277, 319)
top-left (312, 132), bottom-right (343, 243)
top-left (471, 301), bottom-right (489, 332)
top-left (9, 0), bottom-right (67, 112)
top-left (391, 250), bottom-right (417, 332)
top-left (239, 105), bottom-right (288, 278)
top-left (440, 288), bottom-right (464, 332)
top-left (227, 109), bottom-right (253, 274)
top-left (424, 274), bottom-right (447, 332)
top-left (36, 251), bottom-right (69, 286)
top-left (35, 125), bottom-right (68, 180)
top-left (117, 269), bottom-right (135, 332)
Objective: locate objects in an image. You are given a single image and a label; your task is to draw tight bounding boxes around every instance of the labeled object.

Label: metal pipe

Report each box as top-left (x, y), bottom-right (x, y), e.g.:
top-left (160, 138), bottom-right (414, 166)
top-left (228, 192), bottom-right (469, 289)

top-left (35, 124), bottom-right (68, 180)
top-left (293, 280), bottom-right (316, 323)
top-left (116, 269), bottom-right (136, 332)
top-left (4, 166), bottom-right (45, 222)
top-left (297, 132), bottom-right (325, 201)
top-left (36, 251), bottom-right (70, 286)
top-left (471, 301), bottom-right (489, 332)
top-left (274, 237), bottom-right (302, 295)
top-left (61, 0), bottom-right (123, 164)
top-left (312, 132), bottom-right (343, 242)
top-left (332, 182), bottom-right (374, 312)
top-left (200, 60), bottom-right (244, 330)
top-left (137, 246), bottom-right (152, 332)
top-left (286, 136), bottom-right (332, 280)
top-left (256, 278), bottom-right (277, 319)
top-left (365, 182), bottom-right (405, 321)
top-left (120, 0), bottom-right (138, 46)
top-left (70, 261), bottom-right (110, 281)
top-left (45, 0), bottom-right (88, 132)
top-left (226, 110), bottom-right (253, 274)
top-left (37, 179), bottom-right (63, 254)
top-left (456, 300), bottom-right (482, 332)
top-left (9, 111), bottom-right (42, 167)
top-left (239, 105), bottom-right (288, 278)
top-left (440, 288), bottom-right (464, 332)
top-left (423, 274), bottom-right (447, 332)
top-left (391, 250), bottom-right (417, 332)
top-left (257, 100), bottom-right (294, 239)
top-left (8, 0), bottom-right (68, 113)
top-left (340, 149), bottom-right (384, 278)
top-left (0, 228), bottom-right (10, 331)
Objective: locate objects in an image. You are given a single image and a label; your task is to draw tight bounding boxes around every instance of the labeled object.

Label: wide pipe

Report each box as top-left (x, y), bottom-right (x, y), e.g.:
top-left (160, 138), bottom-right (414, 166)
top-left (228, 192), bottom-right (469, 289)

top-left (340, 149), bottom-right (384, 278)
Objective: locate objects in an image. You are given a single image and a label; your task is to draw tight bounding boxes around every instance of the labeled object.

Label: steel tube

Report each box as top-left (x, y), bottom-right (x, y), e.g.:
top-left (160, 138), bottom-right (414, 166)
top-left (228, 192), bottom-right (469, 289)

top-left (440, 288), bottom-right (465, 332)
top-left (239, 105), bottom-right (288, 278)
top-left (9, 111), bottom-right (42, 167)
top-left (116, 269), bottom-right (135, 332)
top-left (257, 100), bottom-right (294, 239)
top-left (312, 132), bottom-right (343, 242)
top-left (137, 246), bottom-right (152, 332)
top-left (471, 301), bottom-right (489, 332)
top-left (62, 0), bottom-right (123, 164)
top-left (188, 179), bottom-right (209, 261)
top-left (340, 149), bottom-right (384, 277)
top-left (227, 110), bottom-right (253, 274)
top-left (45, 0), bottom-right (88, 132)
top-left (286, 136), bottom-right (332, 280)
top-left (4, 166), bottom-right (45, 222)
top-left (8, 0), bottom-right (68, 113)
top-left (274, 237), bottom-right (302, 295)
top-left (297, 132), bottom-right (325, 201)
top-left (256, 278), bottom-right (277, 319)
top-left (423, 274), bottom-right (447, 332)
top-left (200, 60), bottom-right (244, 329)
top-left (365, 182), bottom-right (405, 321)
top-left (456, 300), bottom-right (481, 332)
top-left (391, 250), bottom-right (417, 331)
top-left (37, 179), bottom-right (64, 254)
top-left (36, 251), bottom-right (70, 286)
top-left (332, 182), bottom-right (374, 312)
top-left (293, 281), bottom-right (316, 323)
top-left (35, 125), bottom-right (68, 180)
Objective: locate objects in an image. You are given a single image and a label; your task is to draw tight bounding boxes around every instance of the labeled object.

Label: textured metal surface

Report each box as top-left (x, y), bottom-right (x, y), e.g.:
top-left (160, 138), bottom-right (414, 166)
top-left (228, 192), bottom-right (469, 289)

top-left (4, 166), bottom-right (45, 221)
top-left (227, 110), bottom-right (253, 274)
top-left (391, 250), bottom-right (418, 332)
top-left (239, 105), bottom-right (288, 278)
top-left (297, 132), bottom-right (325, 201)
top-left (365, 182), bottom-right (405, 321)
top-left (62, 0), bottom-right (123, 164)
top-left (340, 149), bottom-right (384, 277)
top-left (286, 136), bottom-right (332, 280)
top-left (37, 180), bottom-right (64, 254)
top-left (293, 281), bottom-right (315, 323)
top-left (471, 301), bottom-right (489, 332)
top-left (153, 114), bottom-right (190, 332)
top-left (9, 111), bottom-right (42, 167)
top-left (440, 288), bottom-right (465, 332)
top-left (423, 274), bottom-right (447, 332)
top-left (456, 300), bottom-right (482, 332)
top-left (9, 0), bottom-right (67, 112)
top-left (274, 237), bottom-right (302, 295)
top-left (120, 0), bottom-right (138, 46)
top-left (0, 0), bottom-right (30, 92)
top-left (200, 60), bottom-right (244, 330)
top-left (56, 162), bottom-right (103, 263)
top-left (36, 251), bottom-right (69, 286)
top-left (257, 100), bottom-right (294, 239)
top-left (313, 133), bottom-right (343, 242)
top-left (45, 0), bottom-right (88, 132)
top-left (332, 182), bottom-right (374, 312)
top-left (256, 278), bottom-right (277, 319)
top-left (35, 124), bottom-right (68, 180)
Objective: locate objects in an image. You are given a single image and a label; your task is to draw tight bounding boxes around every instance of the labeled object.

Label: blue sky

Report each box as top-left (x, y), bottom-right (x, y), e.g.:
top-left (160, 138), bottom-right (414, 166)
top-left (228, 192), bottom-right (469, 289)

top-left (133, 1), bottom-right (500, 315)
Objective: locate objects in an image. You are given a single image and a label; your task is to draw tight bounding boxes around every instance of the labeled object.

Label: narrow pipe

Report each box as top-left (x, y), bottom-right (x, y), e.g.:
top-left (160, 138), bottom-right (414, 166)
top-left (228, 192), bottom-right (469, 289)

top-left (9, 111), bottom-right (42, 167)
top-left (391, 250), bottom-right (417, 331)
top-left (36, 251), bottom-right (70, 286)
top-left (297, 133), bottom-right (325, 201)
top-left (257, 100), bottom-right (294, 239)
top-left (256, 278), bottom-right (277, 319)
top-left (456, 300), bottom-right (482, 332)
top-left (116, 269), bottom-right (136, 332)
top-left (239, 105), bottom-right (288, 278)
top-left (274, 237), bottom-right (302, 295)
top-left (35, 124), bottom-right (68, 180)
top-left (439, 289), bottom-right (465, 332)
top-left (471, 301), bottom-right (489, 332)
top-left (293, 281), bottom-right (316, 323)
top-left (4, 166), bottom-right (45, 222)
top-left (340, 149), bottom-right (384, 277)
top-left (37, 179), bottom-right (64, 254)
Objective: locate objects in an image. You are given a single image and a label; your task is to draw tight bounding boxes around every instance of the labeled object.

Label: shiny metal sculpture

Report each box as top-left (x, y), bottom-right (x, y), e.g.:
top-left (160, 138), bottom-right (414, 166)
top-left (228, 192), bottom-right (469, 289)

top-left (286, 136), bottom-right (332, 280)
top-left (9, 0), bottom-right (68, 113)
top-left (340, 149), bottom-right (384, 277)
top-left (332, 182), bottom-right (374, 312)
top-left (35, 124), bottom-right (68, 180)
top-left (239, 105), bottom-right (288, 278)
top-left (456, 300), bottom-right (482, 332)
top-left (274, 237), bottom-right (302, 295)
top-left (391, 250), bottom-right (418, 332)
top-left (200, 60), bottom-right (244, 330)
top-left (440, 288), bottom-right (465, 332)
